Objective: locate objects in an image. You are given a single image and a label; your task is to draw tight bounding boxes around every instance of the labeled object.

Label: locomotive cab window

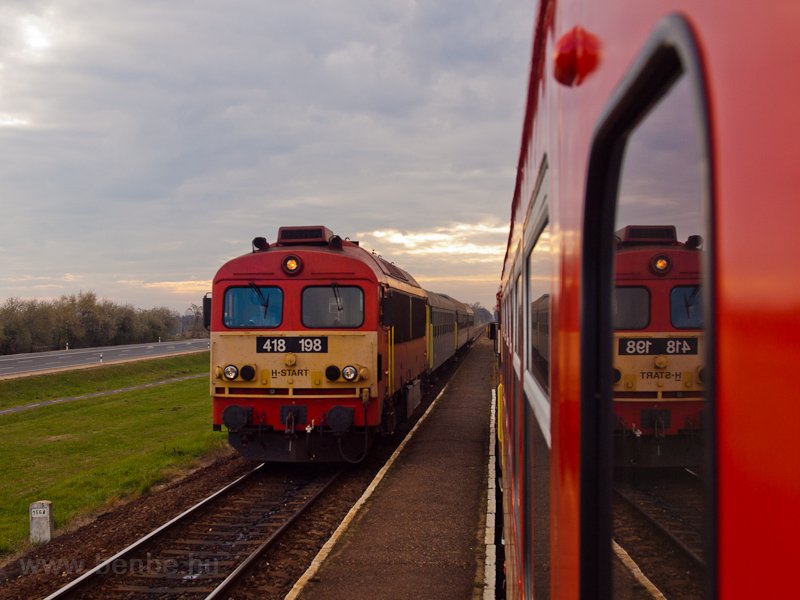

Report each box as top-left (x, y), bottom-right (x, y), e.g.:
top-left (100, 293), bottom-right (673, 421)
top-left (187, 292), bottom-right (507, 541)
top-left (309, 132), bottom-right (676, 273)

top-left (223, 285), bottom-right (283, 328)
top-left (612, 286), bottom-right (650, 329)
top-left (671, 285), bottom-right (703, 328)
top-left (302, 285), bottom-right (364, 328)
top-left (582, 16), bottom-right (715, 599)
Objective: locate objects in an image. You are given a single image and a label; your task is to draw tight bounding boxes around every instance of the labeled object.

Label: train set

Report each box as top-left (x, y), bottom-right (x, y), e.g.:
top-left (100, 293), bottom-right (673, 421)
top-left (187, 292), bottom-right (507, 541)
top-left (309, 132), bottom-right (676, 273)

top-left (204, 225), bottom-right (480, 463)
top-left (198, 3), bottom-right (800, 597)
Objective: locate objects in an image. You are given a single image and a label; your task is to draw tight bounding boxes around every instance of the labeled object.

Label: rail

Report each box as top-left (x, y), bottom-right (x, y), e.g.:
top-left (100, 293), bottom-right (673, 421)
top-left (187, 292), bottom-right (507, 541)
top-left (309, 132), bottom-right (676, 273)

top-left (44, 464), bottom-right (342, 599)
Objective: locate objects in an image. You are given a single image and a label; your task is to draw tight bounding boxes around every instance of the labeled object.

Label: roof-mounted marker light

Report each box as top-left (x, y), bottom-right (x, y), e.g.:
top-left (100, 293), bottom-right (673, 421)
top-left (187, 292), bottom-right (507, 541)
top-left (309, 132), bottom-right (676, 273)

top-left (282, 255), bottom-right (303, 275)
top-left (650, 255), bottom-right (672, 275)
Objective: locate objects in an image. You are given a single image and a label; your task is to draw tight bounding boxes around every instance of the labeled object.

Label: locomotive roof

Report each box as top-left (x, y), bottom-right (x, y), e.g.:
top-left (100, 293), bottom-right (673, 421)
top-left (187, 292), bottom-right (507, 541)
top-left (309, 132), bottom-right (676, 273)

top-left (213, 225), bottom-right (424, 294)
top-left (614, 225), bottom-right (703, 251)
top-left (615, 225), bottom-right (677, 245)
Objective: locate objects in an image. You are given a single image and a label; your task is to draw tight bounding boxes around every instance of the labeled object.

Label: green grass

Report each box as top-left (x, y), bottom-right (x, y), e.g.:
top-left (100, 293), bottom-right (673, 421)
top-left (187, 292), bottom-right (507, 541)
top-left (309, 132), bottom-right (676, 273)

top-left (0, 352), bottom-right (209, 410)
top-left (0, 372), bottom-right (228, 555)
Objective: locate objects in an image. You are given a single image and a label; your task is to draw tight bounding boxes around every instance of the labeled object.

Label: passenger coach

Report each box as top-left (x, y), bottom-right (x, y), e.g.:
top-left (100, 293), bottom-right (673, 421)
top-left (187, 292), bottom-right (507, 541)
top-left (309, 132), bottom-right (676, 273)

top-left (495, 2), bottom-right (800, 599)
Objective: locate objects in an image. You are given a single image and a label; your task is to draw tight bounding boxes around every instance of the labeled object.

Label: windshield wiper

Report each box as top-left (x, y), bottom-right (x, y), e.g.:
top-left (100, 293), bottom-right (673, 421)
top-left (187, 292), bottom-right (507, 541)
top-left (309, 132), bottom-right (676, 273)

top-left (684, 286), bottom-right (699, 319)
top-left (249, 283), bottom-right (270, 318)
top-left (331, 283), bottom-right (343, 312)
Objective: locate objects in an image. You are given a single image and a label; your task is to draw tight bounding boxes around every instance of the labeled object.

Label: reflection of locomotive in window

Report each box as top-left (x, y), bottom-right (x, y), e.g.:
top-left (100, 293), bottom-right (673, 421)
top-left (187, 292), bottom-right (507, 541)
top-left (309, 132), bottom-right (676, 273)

top-left (612, 225), bottom-right (704, 466)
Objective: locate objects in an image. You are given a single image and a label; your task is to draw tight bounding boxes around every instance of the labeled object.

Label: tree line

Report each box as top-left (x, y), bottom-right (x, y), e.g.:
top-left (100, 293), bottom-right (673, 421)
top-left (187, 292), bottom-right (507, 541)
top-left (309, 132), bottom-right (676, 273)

top-left (0, 292), bottom-right (206, 355)
top-left (469, 303), bottom-right (494, 325)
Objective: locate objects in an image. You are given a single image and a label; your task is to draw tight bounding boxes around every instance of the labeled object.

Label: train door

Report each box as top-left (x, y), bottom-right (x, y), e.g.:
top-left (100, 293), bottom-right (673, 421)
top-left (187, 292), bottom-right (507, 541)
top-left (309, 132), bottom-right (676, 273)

top-left (581, 16), bottom-right (715, 599)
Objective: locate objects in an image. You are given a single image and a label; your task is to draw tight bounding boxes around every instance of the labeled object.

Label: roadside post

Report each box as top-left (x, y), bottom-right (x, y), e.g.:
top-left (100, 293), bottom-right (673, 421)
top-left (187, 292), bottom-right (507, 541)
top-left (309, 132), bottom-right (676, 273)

top-left (30, 501), bottom-right (54, 544)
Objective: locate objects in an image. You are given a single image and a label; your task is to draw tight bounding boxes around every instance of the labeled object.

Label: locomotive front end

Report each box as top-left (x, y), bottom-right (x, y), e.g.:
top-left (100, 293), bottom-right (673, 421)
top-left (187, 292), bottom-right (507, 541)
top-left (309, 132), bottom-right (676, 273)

top-left (612, 226), bottom-right (705, 467)
top-left (211, 328), bottom-right (378, 462)
top-left (207, 226), bottom-right (384, 462)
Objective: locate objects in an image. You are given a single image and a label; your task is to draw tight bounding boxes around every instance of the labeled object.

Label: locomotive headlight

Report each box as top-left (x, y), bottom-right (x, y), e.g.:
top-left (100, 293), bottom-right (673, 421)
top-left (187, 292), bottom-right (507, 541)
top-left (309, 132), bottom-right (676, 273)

top-left (223, 364), bottom-right (239, 380)
top-left (650, 255), bottom-right (672, 275)
top-left (342, 365), bottom-right (358, 382)
top-left (282, 255), bottom-right (303, 275)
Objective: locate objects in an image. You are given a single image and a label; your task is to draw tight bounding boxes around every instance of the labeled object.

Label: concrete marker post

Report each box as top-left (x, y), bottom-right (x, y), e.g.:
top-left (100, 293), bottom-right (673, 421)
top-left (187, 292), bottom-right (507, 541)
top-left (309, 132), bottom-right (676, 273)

top-left (30, 500), bottom-right (54, 544)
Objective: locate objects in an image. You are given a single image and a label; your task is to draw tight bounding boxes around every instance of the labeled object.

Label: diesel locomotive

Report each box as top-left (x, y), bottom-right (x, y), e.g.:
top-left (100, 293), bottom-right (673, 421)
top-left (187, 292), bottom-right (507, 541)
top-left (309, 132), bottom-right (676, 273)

top-left (612, 224), bottom-right (704, 467)
top-left (205, 225), bottom-right (479, 463)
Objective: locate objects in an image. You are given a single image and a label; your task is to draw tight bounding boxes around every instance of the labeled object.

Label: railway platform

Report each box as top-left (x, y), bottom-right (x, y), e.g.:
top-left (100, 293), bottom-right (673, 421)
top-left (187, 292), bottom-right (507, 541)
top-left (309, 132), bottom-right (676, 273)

top-left (288, 336), bottom-right (496, 600)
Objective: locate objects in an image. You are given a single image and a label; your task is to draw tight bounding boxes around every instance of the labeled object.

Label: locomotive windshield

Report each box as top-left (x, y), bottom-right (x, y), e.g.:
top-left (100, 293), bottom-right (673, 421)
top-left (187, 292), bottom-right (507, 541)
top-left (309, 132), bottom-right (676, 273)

top-left (612, 286), bottom-right (650, 329)
top-left (671, 285), bottom-right (703, 328)
top-left (223, 285), bottom-right (283, 328)
top-left (302, 285), bottom-right (364, 328)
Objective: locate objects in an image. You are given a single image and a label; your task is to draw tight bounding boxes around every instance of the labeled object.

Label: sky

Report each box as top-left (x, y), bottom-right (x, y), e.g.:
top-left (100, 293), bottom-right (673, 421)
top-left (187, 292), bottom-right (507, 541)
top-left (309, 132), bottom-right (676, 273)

top-left (617, 76), bottom-right (705, 242)
top-left (0, 1), bottom-right (534, 314)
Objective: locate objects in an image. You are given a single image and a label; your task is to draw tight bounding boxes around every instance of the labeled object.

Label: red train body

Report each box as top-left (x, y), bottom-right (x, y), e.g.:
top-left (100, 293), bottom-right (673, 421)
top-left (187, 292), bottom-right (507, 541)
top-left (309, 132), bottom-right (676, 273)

top-left (207, 225), bottom-right (479, 462)
top-left (496, 2), bottom-right (800, 598)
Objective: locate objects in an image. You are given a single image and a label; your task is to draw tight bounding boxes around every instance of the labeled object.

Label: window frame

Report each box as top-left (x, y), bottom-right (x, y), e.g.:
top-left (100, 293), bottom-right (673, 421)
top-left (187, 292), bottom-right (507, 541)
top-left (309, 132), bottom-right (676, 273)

top-left (522, 164), bottom-right (552, 440)
top-left (580, 14), bottom-right (717, 599)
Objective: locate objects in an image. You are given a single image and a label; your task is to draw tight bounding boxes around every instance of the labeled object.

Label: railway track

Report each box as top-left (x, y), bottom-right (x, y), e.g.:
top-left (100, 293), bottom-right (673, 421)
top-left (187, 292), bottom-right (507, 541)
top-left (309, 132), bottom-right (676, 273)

top-left (44, 463), bottom-right (342, 599)
top-left (612, 468), bottom-right (707, 598)
top-left (614, 469), bottom-right (706, 569)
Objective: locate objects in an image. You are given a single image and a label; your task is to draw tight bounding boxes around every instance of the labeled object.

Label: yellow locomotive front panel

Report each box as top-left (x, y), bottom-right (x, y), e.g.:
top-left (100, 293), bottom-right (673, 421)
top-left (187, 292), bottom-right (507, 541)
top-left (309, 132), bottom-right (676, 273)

top-left (614, 333), bottom-right (704, 399)
top-left (210, 330), bottom-right (379, 461)
top-left (211, 330), bottom-right (377, 400)
top-left (613, 332), bottom-right (705, 467)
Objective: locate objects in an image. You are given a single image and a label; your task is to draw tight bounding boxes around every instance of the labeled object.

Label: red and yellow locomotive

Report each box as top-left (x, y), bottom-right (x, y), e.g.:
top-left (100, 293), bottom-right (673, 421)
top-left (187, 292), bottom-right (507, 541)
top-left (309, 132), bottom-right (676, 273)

top-left (205, 225), bottom-right (477, 462)
top-left (612, 225), bottom-right (704, 467)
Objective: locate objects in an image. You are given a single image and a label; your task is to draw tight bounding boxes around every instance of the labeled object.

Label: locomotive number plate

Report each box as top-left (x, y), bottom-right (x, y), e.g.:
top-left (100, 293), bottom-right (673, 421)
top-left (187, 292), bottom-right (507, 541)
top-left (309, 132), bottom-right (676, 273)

top-left (618, 337), bottom-right (698, 355)
top-left (257, 336), bottom-right (328, 353)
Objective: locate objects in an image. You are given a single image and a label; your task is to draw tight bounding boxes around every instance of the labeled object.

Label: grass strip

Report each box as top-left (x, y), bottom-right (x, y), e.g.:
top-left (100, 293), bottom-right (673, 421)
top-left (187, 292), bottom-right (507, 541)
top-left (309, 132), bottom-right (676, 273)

top-left (0, 352), bottom-right (209, 410)
top-left (0, 376), bottom-right (226, 555)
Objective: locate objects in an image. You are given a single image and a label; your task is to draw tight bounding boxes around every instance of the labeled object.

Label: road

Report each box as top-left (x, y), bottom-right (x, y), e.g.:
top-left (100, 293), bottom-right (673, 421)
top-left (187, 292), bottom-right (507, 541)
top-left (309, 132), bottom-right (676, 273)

top-left (0, 339), bottom-right (210, 378)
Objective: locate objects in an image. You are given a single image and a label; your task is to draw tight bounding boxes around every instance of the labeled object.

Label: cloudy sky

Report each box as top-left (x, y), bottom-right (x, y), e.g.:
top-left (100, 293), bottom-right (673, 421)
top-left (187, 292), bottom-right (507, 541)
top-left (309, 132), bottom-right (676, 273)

top-left (1, 1), bottom-right (534, 314)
